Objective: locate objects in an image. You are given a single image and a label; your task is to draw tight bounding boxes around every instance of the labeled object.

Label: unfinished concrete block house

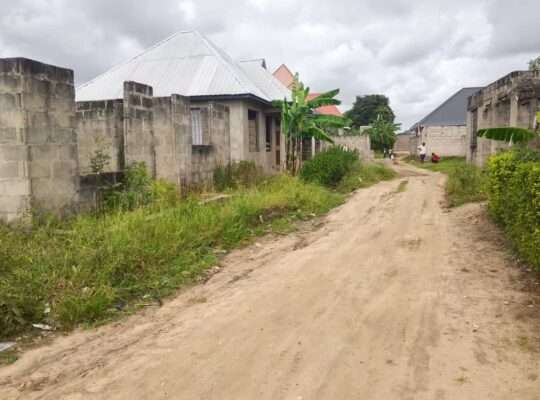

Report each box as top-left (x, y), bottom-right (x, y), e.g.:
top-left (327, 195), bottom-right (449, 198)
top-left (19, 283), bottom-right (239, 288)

top-left (410, 87), bottom-right (482, 157)
top-left (466, 70), bottom-right (540, 166)
top-left (0, 31), bottom-right (291, 222)
top-left (77, 30), bottom-right (290, 184)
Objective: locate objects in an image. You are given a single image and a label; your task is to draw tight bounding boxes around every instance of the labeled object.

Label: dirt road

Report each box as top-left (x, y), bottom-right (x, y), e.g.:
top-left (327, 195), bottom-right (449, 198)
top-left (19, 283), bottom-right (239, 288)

top-left (1, 164), bottom-right (539, 399)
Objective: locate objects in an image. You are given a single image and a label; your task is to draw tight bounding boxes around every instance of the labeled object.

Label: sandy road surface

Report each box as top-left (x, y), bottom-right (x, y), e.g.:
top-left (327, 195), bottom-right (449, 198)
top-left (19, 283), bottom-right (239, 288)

top-left (1, 164), bottom-right (539, 399)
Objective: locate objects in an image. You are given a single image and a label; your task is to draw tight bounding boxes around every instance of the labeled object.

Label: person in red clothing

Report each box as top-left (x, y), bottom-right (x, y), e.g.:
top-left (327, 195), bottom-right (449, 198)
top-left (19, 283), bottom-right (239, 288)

top-left (431, 152), bottom-right (441, 163)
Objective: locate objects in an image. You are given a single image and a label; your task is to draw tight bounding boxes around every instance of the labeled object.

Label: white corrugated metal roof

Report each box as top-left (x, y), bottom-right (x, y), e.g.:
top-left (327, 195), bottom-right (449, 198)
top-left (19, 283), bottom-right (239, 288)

top-left (238, 59), bottom-right (290, 101)
top-left (76, 31), bottom-right (288, 103)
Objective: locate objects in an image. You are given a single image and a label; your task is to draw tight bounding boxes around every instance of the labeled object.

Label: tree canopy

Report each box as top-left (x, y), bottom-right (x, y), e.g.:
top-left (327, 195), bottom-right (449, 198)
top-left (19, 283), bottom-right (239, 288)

top-left (529, 56), bottom-right (540, 72)
top-left (345, 95), bottom-right (395, 127)
top-left (365, 115), bottom-right (401, 151)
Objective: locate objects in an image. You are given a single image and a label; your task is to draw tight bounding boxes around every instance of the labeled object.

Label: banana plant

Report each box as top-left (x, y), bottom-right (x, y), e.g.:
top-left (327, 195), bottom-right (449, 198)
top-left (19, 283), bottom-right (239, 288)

top-left (476, 112), bottom-right (540, 144)
top-left (274, 75), bottom-right (350, 174)
top-left (477, 127), bottom-right (536, 143)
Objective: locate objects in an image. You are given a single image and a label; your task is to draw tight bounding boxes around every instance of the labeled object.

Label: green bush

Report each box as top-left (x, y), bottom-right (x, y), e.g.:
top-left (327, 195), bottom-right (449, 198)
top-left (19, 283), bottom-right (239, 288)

top-left (300, 146), bottom-right (359, 187)
top-left (104, 163), bottom-right (178, 211)
top-left (486, 149), bottom-right (540, 270)
top-left (214, 161), bottom-right (264, 191)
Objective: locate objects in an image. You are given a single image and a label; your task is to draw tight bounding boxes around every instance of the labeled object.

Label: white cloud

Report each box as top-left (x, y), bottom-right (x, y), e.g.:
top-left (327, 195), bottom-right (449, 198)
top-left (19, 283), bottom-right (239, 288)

top-left (0, 0), bottom-right (539, 128)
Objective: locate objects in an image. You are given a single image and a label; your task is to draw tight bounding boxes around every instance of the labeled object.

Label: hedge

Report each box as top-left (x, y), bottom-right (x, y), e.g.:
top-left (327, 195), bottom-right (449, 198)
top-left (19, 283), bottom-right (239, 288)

top-left (486, 149), bottom-right (540, 270)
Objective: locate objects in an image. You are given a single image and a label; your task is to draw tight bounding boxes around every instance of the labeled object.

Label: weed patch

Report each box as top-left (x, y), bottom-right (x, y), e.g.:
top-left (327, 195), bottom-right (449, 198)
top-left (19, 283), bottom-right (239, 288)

top-left (337, 162), bottom-right (397, 193)
top-left (406, 157), bottom-right (486, 207)
top-left (0, 175), bottom-right (342, 339)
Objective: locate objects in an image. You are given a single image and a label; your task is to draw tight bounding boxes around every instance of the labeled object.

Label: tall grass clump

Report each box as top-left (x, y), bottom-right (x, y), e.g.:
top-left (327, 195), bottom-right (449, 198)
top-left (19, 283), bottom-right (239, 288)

top-left (337, 162), bottom-right (397, 193)
top-left (486, 148), bottom-right (540, 270)
top-left (0, 173), bottom-right (342, 339)
top-left (213, 161), bottom-right (264, 191)
top-left (406, 156), bottom-right (486, 207)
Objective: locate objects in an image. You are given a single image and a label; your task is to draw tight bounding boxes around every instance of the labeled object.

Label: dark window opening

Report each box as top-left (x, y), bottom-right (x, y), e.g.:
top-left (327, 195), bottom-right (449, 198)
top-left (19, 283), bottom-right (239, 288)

top-left (248, 109), bottom-right (259, 152)
top-left (265, 116), bottom-right (272, 152)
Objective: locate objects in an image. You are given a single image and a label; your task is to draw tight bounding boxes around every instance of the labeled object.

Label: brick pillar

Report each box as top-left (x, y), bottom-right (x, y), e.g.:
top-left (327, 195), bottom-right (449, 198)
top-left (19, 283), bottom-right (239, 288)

top-left (123, 81), bottom-right (156, 177)
top-left (0, 58), bottom-right (79, 223)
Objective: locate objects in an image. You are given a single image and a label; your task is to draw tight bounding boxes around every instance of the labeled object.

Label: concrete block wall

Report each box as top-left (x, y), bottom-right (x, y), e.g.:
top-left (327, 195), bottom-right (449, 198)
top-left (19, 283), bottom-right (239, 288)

top-left (421, 126), bottom-right (467, 157)
top-left (76, 99), bottom-right (124, 174)
top-left (0, 58), bottom-right (78, 223)
top-left (123, 81), bottom-right (156, 177)
top-left (332, 135), bottom-right (373, 160)
top-left (153, 95), bottom-right (192, 186)
top-left (191, 102), bottom-right (231, 184)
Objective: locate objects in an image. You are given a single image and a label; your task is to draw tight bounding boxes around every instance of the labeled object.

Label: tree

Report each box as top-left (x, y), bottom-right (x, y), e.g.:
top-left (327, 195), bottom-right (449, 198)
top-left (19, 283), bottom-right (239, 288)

top-left (274, 75), bottom-right (349, 175)
top-left (529, 56), bottom-right (540, 72)
top-left (365, 115), bottom-right (401, 151)
top-left (346, 95), bottom-right (395, 127)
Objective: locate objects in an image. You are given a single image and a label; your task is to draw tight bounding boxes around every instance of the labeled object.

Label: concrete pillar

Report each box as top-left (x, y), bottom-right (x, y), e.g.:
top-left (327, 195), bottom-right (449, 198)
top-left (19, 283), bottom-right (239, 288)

top-left (0, 58), bottom-right (79, 223)
top-left (152, 94), bottom-right (192, 187)
top-left (123, 81), bottom-right (156, 177)
top-left (509, 94), bottom-right (519, 127)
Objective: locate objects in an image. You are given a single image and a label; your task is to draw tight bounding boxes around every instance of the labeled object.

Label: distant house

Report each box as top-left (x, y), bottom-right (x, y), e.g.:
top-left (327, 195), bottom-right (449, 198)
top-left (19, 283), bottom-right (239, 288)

top-left (273, 64), bottom-right (295, 89)
top-left (273, 65), bottom-right (351, 158)
top-left (410, 87), bottom-right (482, 157)
top-left (77, 30), bottom-right (290, 183)
top-left (272, 65), bottom-right (343, 117)
top-left (307, 93), bottom-right (343, 117)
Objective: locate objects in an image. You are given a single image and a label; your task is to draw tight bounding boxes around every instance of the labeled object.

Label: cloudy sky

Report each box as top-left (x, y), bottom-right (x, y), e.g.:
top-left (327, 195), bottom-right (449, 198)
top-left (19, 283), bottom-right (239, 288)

top-left (1, 0), bottom-right (539, 128)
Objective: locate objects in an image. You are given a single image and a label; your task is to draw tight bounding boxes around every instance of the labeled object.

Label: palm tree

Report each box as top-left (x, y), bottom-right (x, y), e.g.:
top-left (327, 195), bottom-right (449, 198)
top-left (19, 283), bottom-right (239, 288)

top-left (274, 75), bottom-right (349, 174)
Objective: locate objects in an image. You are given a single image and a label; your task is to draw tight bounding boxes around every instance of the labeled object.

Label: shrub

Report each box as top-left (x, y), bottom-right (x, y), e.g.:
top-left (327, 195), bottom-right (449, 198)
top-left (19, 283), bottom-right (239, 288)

top-left (300, 146), bottom-right (359, 187)
top-left (486, 149), bottom-right (540, 270)
top-left (214, 161), bottom-right (264, 191)
top-left (104, 163), bottom-right (178, 211)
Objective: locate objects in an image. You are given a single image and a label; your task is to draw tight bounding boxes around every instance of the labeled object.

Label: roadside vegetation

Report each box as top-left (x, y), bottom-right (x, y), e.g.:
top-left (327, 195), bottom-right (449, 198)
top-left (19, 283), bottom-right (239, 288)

top-left (300, 146), bottom-right (396, 192)
top-left (0, 153), bottom-right (395, 342)
top-left (406, 156), bottom-right (486, 207)
top-left (486, 148), bottom-right (540, 271)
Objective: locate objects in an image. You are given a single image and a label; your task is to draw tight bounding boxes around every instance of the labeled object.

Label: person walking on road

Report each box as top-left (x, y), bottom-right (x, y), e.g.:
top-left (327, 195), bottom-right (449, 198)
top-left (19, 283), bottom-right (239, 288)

top-left (418, 142), bottom-right (427, 163)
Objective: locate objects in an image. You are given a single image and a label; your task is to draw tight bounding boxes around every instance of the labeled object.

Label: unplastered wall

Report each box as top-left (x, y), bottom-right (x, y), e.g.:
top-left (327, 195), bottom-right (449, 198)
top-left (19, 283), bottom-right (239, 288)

top-left (153, 95), bottom-right (192, 186)
top-left (422, 126), bottom-right (467, 157)
top-left (123, 81), bottom-right (156, 177)
top-left (76, 99), bottom-right (124, 174)
top-left (0, 58), bottom-right (79, 222)
top-left (332, 135), bottom-right (372, 160)
top-left (190, 102), bottom-right (231, 184)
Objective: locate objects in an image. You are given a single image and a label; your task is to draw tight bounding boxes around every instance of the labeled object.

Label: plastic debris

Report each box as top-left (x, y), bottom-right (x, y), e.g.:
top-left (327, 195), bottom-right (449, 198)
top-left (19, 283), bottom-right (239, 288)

top-left (32, 324), bottom-right (53, 331)
top-left (0, 342), bottom-right (16, 353)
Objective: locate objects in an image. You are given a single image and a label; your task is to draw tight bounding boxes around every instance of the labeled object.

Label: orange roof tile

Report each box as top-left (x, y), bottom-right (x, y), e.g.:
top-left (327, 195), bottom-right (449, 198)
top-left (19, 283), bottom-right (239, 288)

top-left (307, 93), bottom-right (343, 116)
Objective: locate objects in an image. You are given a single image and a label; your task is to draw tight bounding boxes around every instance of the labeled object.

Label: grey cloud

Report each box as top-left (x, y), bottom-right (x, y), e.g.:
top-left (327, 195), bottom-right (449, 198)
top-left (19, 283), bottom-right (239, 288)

top-left (0, 0), bottom-right (537, 128)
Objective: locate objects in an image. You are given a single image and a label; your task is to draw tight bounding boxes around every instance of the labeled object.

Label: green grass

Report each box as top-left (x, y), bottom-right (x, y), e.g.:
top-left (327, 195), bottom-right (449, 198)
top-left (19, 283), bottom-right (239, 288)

top-left (405, 156), bottom-right (486, 207)
top-left (337, 161), bottom-right (398, 193)
top-left (0, 350), bottom-right (18, 366)
top-left (0, 175), bottom-right (342, 340)
top-left (0, 158), bottom-right (397, 341)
